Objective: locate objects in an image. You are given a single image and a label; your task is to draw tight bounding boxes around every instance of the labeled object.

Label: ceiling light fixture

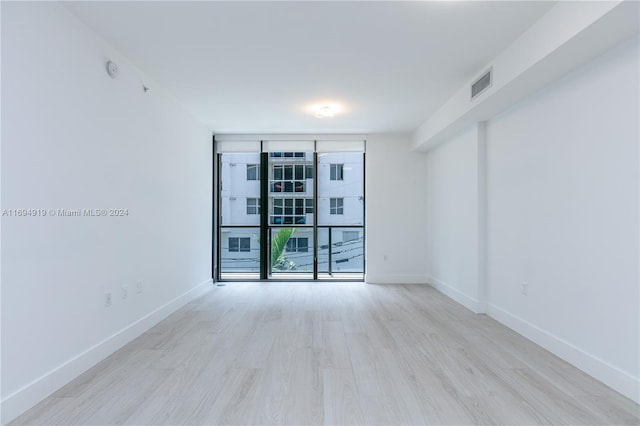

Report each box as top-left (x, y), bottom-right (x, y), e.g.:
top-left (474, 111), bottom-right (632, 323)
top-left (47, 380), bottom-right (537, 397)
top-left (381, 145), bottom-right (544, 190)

top-left (315, 106), bottom-right (334, 118)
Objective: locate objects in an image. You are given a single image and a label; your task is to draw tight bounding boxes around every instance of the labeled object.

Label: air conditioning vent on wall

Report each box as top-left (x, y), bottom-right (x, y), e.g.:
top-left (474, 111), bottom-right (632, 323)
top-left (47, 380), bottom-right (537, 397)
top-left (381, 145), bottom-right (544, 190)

top-left (471, 67), bottom-right (492, 100)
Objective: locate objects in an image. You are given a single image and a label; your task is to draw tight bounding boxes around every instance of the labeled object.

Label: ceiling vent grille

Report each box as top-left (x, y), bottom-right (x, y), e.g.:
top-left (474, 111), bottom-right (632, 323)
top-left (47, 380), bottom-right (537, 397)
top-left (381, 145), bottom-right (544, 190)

top-left (471, 68), bottom-right (492, 100)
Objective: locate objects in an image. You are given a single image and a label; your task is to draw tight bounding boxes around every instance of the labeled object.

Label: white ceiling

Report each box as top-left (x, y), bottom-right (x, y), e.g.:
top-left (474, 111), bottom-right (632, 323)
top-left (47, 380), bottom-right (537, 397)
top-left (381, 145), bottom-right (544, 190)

top-left (63, 1), bottom-right (556, 134)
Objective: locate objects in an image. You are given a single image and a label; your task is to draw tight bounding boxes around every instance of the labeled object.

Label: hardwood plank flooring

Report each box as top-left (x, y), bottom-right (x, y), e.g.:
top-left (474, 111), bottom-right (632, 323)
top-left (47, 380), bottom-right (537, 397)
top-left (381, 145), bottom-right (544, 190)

top-left (11, 282), bottom-right (639, 425)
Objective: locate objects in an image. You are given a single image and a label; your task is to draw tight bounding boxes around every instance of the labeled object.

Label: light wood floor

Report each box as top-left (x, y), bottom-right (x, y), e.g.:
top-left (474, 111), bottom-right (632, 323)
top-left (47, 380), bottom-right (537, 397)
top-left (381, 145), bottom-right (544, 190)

top-left (12, 282), bottom-right (639, 425)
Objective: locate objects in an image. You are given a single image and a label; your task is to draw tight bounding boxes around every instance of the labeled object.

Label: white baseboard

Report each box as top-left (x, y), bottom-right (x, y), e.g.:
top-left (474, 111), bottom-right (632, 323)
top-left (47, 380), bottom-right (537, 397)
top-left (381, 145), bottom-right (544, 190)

top-left (427, 275), bottom-right (485, 314)
top-left (486, 303), bottom-right (640, 404)
top-left (365, 274), bottom-right (427, 284)
top-left (1, 279), bottom-right (213, 424)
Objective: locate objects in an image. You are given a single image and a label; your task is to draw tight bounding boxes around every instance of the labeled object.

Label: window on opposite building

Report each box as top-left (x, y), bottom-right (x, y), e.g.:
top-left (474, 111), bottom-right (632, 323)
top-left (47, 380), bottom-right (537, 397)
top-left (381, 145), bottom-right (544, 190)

top-left (271, 198), bottom-right (310, 224)
top-left (247, 164), bottom-right (259, 180)
top-left (273, 165), bottom-right (310, 181)
top-left (229, 237), bottom-right (251, 252)
top-left (271, 164), bottom-right (309, 193)
top-left (342, 231), bottom-right (359, 242)
top-left (330, 198), bottom-right (344, 215)
top-left (286, 237), bottom-right (309, 253)
top-left (270, 152), bottom-right (305, 158)
top-left (330, 164), bottom-right (344, 181)
top-left (246, 198), bottom-right (260, 215)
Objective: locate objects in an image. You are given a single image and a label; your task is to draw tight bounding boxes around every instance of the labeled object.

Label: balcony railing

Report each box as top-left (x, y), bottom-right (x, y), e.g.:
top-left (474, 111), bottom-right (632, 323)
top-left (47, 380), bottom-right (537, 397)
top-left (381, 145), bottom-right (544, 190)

top-left (270, 215), bottom-right (307, 225)
top-left (270, 180), bottom-right (306, 193)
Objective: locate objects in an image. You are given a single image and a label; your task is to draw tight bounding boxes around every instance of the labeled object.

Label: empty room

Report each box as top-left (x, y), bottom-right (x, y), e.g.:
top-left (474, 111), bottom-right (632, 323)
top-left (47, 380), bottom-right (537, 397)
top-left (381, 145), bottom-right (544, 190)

top-left (1, 1), bottom-right (639, 425)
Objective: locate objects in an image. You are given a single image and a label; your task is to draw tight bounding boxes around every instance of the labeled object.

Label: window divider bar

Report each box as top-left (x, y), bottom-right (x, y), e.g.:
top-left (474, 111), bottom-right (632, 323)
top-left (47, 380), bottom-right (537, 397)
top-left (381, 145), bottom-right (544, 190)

top-left (362, 152), bottom-right (367, 278)
top-left (313, 148), bottom-right (318, 280)
top-left (215, 148), bottom-right (221, 282)
top-left (260, 150), bottom-right (269, 279)
top-left (328, 227), bottom-right (332, 276)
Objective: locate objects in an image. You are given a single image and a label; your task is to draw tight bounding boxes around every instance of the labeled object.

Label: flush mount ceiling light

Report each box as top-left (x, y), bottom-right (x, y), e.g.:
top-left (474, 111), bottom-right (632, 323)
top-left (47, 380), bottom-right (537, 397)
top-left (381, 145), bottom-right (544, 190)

top-left (304, 101), bottom-right (347, 118)
top-left (315, 106), bottom-right (334, 118)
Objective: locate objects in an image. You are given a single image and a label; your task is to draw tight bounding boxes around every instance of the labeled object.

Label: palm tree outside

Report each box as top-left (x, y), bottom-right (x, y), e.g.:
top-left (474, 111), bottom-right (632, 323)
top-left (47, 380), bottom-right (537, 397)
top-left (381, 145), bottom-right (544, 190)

top-left (271, 227), bottom-right (297, 271)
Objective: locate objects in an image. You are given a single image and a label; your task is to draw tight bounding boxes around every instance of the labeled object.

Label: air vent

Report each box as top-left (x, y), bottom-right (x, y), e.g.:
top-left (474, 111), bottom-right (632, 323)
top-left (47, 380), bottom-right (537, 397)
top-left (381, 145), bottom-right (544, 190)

top-left (471, 67), bottom-right (492, 100)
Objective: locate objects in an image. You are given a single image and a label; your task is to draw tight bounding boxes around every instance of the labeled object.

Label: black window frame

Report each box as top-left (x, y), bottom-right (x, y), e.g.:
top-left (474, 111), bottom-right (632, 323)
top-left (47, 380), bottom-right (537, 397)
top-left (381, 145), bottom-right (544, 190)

top-left (216, 149), bottom-right (365, 282)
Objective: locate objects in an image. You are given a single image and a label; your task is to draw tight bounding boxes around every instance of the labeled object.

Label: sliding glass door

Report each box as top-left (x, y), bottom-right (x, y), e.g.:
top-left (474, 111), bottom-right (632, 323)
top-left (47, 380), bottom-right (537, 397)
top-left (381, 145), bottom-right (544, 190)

top-left (216, 140), bottom-right (364, 281)
top-left (268, 151), bottom-right (315, 279)
top-left (316, 151), bottom-right (364, 279)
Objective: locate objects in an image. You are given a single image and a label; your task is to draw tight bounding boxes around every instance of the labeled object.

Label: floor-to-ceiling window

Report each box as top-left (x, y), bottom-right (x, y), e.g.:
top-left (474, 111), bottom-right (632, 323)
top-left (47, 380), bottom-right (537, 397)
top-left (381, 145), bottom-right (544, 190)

top-left (317, 150), bottom-right (364, 279)
top-left (218, 151), bottom-right (261, 279)
top-left (215, 138), bottom-right (365, 281)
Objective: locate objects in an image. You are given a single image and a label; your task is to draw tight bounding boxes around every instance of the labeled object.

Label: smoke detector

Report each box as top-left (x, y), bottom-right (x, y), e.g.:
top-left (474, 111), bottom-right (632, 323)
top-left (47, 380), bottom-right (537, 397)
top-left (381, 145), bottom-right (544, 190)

top-left (106, 61), bottom-right (119, 78)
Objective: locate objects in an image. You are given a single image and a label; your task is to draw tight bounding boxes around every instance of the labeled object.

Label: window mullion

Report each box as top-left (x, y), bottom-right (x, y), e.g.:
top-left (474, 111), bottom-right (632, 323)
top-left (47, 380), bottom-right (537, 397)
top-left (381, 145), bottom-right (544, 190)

top-left (260, 151), bottom-right (268, 279)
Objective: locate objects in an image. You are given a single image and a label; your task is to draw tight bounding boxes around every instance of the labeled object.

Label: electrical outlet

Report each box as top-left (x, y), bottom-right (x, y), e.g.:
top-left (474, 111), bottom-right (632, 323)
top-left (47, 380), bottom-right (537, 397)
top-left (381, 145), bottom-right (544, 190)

top-left (521, 281), bottom-right (528, 295)
top-left (136, 280), bottom-right (143, 294)
top-left (122, 285), bottom-right (128, 300)
top-left (105, 292), bottom-right (112, 307)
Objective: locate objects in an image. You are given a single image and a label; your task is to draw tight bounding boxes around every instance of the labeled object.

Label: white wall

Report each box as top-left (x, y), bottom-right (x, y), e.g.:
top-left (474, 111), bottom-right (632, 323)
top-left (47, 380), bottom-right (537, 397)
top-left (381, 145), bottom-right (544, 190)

top-left (485, 36), bottom-right (639, 401)
top-left (425, 125), bottom-right (481, 310)
top-left (424, 36), bottom-right (639, 402)
top-left (366, 133), bottom-right (428, 284)
top-left (1, 2), bottom-right (213, 422)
